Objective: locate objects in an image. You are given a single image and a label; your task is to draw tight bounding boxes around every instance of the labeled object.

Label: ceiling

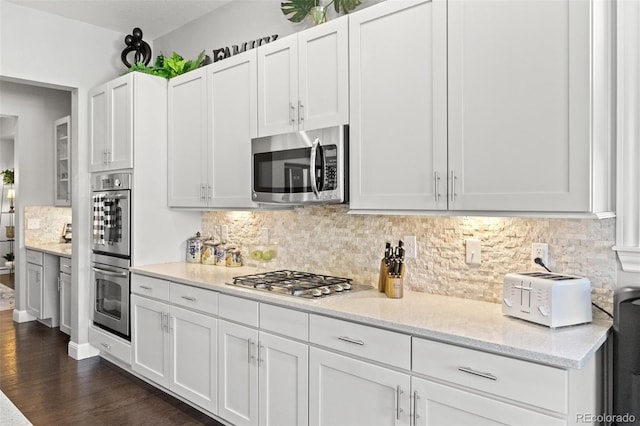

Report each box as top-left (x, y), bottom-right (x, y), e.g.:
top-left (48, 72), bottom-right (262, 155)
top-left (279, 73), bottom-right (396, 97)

top-left (7, 0), bottom-right (234, 40)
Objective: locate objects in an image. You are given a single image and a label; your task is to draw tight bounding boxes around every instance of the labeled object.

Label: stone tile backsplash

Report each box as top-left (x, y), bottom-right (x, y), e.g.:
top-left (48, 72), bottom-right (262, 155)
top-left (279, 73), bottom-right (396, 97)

top-left (202, 206), bottom-right (616, 309)
top-left (24, 206), bottom-right (71, 244)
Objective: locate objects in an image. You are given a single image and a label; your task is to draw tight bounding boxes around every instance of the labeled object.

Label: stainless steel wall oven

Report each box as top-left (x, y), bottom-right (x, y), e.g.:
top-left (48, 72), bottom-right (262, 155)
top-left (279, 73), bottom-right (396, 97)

top-left (91, 172), bottom-right (132, 339)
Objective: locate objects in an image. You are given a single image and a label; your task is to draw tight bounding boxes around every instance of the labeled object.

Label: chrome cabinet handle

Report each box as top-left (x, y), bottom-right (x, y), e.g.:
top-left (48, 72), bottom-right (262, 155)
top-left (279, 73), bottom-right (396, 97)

top-left (290, 103), bottom-right (296, 124)
top-left (207, 184), bottom-right (212, 201)
top-left (248, 340), bottom-right (256, 363)
top-left (396, 386), bottom-right (403, 420)
top-left (181, 296), bottom-right (196, 302)
top-left (298, 100), bottom-right (304, 123)
top-left (160, 312), bottom-right (165, 332)
top-left (258, 342), bottom-right (264, 366)
top-left (450, 170), bottom-right (457, 203)
top-left (200, 184), bottom-right (206, 201)
top-left (337, 336), bottom-right (364, 346)
top-left (101, 342), bottom-right (112, 351)
top-left (434, 171), bottom-right (441, 202)
top-left (139, 285), bottom-right (152, 290)
top-left (412, 391), bottom-right (420, 426)
top-left (168, 314), bottom-right (172, 332)
top-left (458, 366), bottom-right (498, 381)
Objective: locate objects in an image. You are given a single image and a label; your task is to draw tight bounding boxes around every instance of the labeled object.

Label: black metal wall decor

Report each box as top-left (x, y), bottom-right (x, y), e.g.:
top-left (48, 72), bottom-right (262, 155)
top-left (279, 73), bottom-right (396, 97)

top-left (212, 34), bottom-right (279, 63)
top-left (121, 27), bottom-right (152, 68)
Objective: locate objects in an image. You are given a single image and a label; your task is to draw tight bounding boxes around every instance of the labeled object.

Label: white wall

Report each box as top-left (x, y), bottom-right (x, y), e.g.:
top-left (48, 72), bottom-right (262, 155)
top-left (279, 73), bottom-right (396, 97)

top-left (0, 0), bottom-right (129, 357)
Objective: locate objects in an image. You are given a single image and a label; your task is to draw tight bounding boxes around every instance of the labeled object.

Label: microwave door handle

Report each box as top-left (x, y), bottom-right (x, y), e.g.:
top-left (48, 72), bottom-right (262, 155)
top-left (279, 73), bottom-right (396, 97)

top-left (309, 138), bottom-right (320, 198)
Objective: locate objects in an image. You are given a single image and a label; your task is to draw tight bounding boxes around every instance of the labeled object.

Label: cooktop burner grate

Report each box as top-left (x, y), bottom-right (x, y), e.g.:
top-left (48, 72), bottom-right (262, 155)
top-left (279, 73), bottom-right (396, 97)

top-left (228, 270), bottom-right (368, 299)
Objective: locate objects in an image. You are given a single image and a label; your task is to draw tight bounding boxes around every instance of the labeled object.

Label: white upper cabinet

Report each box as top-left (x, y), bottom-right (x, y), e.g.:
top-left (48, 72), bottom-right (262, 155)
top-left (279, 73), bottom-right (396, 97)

top-left (349, 0), bottom-right (613, 214)
top-left (349, 0), bottom-right (448, 211)
top-left (54, 115), bottom-right (71, 206)
top-left (447, 0), bottom-right (611, 213)
top-left (257, 16), bottom-right (349, 137)
top-left (89, 73), bottom-right (134, 172)
top-left (168, 50), bottom-right (259, 209)
top-left (168, 68), bottom-right (209, 207)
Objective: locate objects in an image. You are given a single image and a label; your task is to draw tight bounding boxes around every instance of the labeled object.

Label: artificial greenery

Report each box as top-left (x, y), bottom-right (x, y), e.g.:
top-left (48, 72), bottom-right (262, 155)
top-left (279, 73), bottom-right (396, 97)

top-left (1, 169), bottom-right (14, 185)
top-left (129, 51), bottom-right (206, 79)
top-left (3, 252), bottom-right (14, 262)
top-left (281, 0), bottom-right (362, 23)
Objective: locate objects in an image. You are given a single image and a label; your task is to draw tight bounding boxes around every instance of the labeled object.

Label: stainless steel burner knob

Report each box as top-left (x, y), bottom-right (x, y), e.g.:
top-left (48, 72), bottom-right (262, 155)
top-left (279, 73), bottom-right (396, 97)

top-left (320, 286), bottom-right (331, 295)
top-left (311, 289), bottom-right (322, 297)
top-left (333, 284), bottom-right (344, 292)
top-left (342, 283), bottom-right (351, 290)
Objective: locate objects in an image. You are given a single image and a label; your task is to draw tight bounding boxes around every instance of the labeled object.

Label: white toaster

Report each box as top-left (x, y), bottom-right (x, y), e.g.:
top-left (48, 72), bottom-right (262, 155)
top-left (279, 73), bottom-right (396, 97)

top-left (502, 272), bottom-right (592, 328)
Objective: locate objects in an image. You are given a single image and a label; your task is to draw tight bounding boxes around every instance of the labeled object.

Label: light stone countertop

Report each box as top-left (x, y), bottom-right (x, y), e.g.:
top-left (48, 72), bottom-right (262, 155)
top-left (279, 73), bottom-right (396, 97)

top-left (25, 242), bottom-right (72, 257)
top-left (130, 262), bottom-right (612, 370)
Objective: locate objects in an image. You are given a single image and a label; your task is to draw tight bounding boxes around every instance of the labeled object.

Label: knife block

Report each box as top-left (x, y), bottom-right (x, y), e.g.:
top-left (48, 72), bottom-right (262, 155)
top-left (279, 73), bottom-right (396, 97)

top-left (378, 259), bottom-right (389, 292)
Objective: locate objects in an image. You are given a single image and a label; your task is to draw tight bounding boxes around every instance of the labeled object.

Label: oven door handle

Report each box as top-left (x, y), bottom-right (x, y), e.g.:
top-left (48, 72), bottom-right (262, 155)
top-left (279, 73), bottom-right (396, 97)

top-left (92, 267), bottom-right (128, 278)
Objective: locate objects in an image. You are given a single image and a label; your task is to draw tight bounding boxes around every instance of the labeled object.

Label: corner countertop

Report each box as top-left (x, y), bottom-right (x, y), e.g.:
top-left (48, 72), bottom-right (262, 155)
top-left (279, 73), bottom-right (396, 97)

top-left (25, 242), bottom-right (72, 257)
top-left (130, 262), bottom-right (612, 370)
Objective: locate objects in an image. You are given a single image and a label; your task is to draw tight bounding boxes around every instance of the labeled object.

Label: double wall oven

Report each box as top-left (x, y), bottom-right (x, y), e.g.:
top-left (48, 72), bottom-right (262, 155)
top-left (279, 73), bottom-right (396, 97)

top-left (91, 172), bottom-right (131, 339)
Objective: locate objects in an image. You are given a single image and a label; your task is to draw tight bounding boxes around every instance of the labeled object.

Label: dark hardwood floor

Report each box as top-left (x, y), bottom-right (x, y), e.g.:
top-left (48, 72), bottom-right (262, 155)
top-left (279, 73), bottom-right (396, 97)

top-left (0, 310), bottom-right (224, 425)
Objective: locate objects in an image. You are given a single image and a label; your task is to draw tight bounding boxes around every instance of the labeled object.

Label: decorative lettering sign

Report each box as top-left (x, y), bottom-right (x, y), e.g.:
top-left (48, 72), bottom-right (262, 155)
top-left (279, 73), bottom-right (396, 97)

top-left (212, 35), bottom-right (279, 62)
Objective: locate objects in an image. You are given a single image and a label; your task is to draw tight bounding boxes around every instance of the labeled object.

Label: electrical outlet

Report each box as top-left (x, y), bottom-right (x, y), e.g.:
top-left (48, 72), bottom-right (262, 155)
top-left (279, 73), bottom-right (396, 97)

top-left (404, 236), bottom-right (417, 259)
top-left (466, 238), bottom-right (481, 265)
top-left (531, 243), bottom-right (549, 267)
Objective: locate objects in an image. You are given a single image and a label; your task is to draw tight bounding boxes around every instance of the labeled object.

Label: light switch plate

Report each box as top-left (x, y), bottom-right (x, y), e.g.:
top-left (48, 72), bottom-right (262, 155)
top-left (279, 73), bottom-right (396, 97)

top-left (466, 238), bottom-right (481, 265)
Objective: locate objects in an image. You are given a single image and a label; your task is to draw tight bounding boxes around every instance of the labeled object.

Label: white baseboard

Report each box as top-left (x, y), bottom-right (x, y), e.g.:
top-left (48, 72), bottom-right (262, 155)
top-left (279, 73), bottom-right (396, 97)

top-left (68, 341), bottom-right (100, 360)
top-left (12, 310), bottom-right (36, 323)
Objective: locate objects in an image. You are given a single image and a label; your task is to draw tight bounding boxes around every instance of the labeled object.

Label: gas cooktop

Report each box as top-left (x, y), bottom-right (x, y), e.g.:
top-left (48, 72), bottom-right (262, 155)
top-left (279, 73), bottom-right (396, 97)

top-left (228, 270), bottom-right (371, 299)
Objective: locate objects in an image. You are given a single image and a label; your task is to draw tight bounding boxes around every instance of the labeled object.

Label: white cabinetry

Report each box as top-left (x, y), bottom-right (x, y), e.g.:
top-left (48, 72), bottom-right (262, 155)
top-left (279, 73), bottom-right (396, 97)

top-left (25, 249), bottom-right (59, 327)
top-left (350, 0), bottom-right (613, 214)
top-left (58, 256), bottom-right (71, 335)
top-left (257, 16), bottom-right (348, 136)
top-left (218, 294), bottom-right (309, 426)
top-left (89, 73), bottom-right (134, 172)
top-left (308, 314), bottom-right (412, 425)
top-left (349, 0), bottom-right (447, 211)
top-left (54, 116), bottom-right (71, 206)
top-left (168, 51), bottom-right (257, 208)
top-left (131, 275), bottom-right (218, 414)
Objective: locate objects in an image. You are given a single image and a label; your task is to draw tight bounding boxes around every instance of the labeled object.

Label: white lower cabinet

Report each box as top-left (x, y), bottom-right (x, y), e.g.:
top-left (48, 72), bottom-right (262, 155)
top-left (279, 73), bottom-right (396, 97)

top-left (309, 347), bottom-right (411, 426)
top-left (218, 295), bottom-right (309, 426)
top-left (26, 249), bottom-right (59, 327)
top-left (131, 289), bottom-right (218, 414)
top-left (58, 257), bottom-right (71, 335)
top-left (410, 377), bottom-right (564, 426)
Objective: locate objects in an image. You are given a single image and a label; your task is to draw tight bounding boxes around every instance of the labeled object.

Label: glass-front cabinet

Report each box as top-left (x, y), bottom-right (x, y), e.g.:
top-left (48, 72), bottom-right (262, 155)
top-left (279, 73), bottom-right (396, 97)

top-left (54, 116), bottom-right (71, 206)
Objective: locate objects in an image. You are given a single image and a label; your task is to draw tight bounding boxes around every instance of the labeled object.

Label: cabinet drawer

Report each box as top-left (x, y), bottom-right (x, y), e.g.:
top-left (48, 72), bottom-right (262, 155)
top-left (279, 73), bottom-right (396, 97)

top-left (169, 283), bottom-right (218, 315)
top-left (260, 303), bottom-right (309, 341)
top-left (26, 249), bottom-right (43, 266)
top-left (412, 337), bottom-right (568, 413)
top-left (218, 294), bottom-right (258, 327)
top-left (89, 325), bottom-right (131, 365)
top-left (60, 257), bottom-right (71, 273)
top-left (131, 274), bottom-right (170, 301)
top-left (309, 314), bottom-right (411, 369)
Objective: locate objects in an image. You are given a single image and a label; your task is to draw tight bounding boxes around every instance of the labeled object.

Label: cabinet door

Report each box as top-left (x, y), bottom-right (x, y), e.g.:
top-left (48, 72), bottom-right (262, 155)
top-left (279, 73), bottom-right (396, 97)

top-left (257, 35), bottom-right (298, 136)
top-left (26, 263), bottom-right (43, 318)
top-left (168, 68), bottom-right (209, 207)
top-left (309, 347), bottom-right (411, 426)
top-left (170, 305), bottom-right (218, 414)
top-left (59, 272), bottom-right (71, 335)
top-left (54, 116), bottom-right (71, 206)
top-left (298, 16), bottom-right (349, 130)
top-left (447, 0), bottom-right (590, 212)
top-left (411, 377), bottom-right (564, 426)
top-left (107, 73), bottom-right (134, 170)
top-left (89, 84), bottom-right (108, 172)
top-left (208, 50), bottom-right (259, 209)
top-left (218, 320), bottom-right (259, 426)
top-left (349, 0), bottom-right (448, 211)
top-left (258, 332), bottom-right (309, 426)
top-left (131, 295), bottom-right (170, 388)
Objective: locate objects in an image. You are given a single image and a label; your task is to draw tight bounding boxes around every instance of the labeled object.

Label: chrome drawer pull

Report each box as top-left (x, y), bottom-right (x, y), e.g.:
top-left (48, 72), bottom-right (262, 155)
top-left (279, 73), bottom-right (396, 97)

top-left (181, 296), bottom-right (197, 302)
top-left (139, 285), bottom-right (152, 290)
top-left (101, 343), bottom-right (112, 351)
top-left (337, 336), bottom-right (365, 346)
top-left (396, 385), bottom-right (403, 420)
top-left (458, 366), bottom-right (497, 381)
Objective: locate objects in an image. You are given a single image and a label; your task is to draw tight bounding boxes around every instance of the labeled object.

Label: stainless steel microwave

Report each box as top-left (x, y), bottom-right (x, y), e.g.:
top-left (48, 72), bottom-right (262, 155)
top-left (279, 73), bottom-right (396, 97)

top-left (251, 125), bottom-right (348, 205)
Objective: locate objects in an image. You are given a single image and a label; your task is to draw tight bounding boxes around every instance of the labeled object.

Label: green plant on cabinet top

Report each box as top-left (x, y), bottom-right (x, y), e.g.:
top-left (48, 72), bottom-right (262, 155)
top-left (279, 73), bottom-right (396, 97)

top-left (129, 51), bottom-right (207, 79)
top-left (281, 0), bottom-right (362, 23)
